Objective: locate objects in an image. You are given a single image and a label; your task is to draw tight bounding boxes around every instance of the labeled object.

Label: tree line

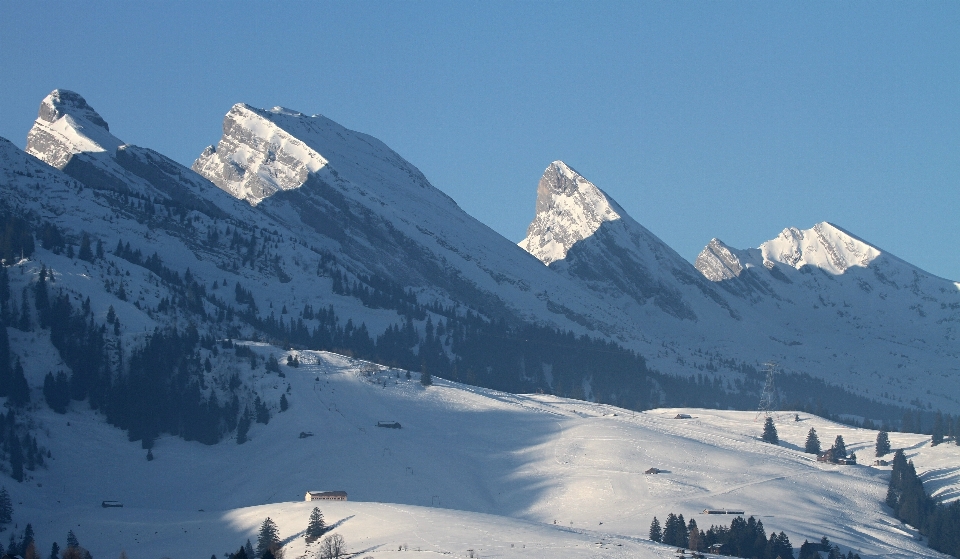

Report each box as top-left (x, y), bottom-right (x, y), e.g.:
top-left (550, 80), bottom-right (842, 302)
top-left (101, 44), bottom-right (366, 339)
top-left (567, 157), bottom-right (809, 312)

top-left (886, 449), bottom-right (960, 557)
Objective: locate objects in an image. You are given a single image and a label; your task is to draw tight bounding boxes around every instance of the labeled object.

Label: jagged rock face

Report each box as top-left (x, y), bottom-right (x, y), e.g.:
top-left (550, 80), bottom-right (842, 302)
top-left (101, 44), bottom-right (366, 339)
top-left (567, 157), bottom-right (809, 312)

top-left (695, 222), bottom-right (887, 289)
top-left (695, 239), bottom-right (746, 282)
top-left (193, 104), bottom-right (327, 204)
top-left (519, 161), bottom-right (741, 321)
top-left (519, 161), bottom-right (623, 266)
top-left (26, 89), bottom-right (121, 169)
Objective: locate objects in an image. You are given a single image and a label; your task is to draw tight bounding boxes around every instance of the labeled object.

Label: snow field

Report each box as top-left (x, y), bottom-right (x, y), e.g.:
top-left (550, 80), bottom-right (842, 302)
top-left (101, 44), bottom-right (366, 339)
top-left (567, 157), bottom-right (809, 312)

top-left (6, 348), bottom-right (957, 558)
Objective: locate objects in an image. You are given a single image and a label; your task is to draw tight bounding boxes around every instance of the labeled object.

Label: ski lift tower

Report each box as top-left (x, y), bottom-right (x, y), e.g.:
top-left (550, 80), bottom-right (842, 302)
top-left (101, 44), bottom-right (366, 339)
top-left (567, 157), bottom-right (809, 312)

top-left (756, 362), bottom-right (777, 420)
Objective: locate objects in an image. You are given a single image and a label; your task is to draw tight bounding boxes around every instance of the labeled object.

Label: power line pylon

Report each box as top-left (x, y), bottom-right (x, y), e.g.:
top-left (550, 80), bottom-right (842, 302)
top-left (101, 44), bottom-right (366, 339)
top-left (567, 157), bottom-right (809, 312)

top-left (757, 361), bottom-right (777, 420)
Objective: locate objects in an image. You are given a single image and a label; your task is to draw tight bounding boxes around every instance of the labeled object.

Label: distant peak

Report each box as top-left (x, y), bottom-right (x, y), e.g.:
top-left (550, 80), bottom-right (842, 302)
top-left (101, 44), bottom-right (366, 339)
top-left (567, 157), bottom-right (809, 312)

top-left (519, 161), bottom-right (624, 265)
top-left (695, 238), bottom-right (746, 281)
top-left (38, 89), bottom-right (109, 131)
top-left (26, 89), bottom-right (122, 169)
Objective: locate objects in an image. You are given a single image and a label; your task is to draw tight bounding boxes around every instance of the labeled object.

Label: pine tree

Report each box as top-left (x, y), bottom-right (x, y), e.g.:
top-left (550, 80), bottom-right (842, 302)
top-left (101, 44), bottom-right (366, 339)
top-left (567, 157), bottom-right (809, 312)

top-left (237, 410), bottom-right (251, 445)
top-left (805, 427), bottom-right (821, 454)
top-left (932, 412), bottom-right (944, 446)
top-left (306, 507), bottom-right (326, 540)
top-left (761, 417), bottom-right (779, 444)
top-left (876, 430), bottom-right (891, 457)
top-left (49, 542), bottom-right (59, 559)
top-left (21, 523), bottom-right (34, 555)
top-left (78, 233), bottom-right (93, 262)
top-left (420, 364), bottom-right (432, 387)
top-left (0, 487), bottom-right (12, 525)
top-left (10, 358), bottom-right (30, 406)
top-left (687, 518), bottom-right (701, 551)
top-left (256, 517), bottom-right (280, 558)
top-left (244, 539), bottom-right (255, 559)
top-left (66, 531), bottom-right (79, 549)
top-left (833, 435), bottom-right (847, 460)
top-left (0, 321), bottom-right (9, 398)
top-left (649, 516), bottom-right (662, 542)
top-left (280, 394), bottom-right (289, 412)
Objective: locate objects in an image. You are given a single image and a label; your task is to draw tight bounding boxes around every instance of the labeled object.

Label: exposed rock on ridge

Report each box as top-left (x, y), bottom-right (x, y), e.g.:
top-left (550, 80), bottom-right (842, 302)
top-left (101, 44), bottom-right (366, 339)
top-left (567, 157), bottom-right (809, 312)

top-left (519, 161), bottom-right (623, 266)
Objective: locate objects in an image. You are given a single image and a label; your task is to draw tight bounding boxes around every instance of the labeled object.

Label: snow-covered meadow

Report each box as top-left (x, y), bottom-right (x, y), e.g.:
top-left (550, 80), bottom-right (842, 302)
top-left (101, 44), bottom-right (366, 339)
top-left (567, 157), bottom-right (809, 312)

top-left (6, 348), bottom-right (957, 558)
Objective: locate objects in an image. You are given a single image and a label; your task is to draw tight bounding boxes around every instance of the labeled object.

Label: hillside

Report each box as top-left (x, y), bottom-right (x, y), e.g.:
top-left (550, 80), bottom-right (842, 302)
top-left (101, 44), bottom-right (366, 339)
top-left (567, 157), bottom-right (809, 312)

top-left (7, 347), bottom-right (958, 558)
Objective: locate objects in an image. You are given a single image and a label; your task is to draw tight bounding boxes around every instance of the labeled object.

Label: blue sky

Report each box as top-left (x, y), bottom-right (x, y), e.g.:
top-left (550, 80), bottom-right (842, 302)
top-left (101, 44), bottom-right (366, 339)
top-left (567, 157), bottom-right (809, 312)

top-left (2, 2), bottom-right (959, 279)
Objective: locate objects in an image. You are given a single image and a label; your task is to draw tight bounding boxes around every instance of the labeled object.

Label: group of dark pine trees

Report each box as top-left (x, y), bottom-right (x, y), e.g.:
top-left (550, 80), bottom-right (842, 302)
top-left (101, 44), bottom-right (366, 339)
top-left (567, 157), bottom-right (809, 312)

top-left (649, 513), bottom-right (863, 559)
top-left (0, 524), bottom-right (94, 559)
top-left (650, 513), bottom-right (797, 558)
top-left (885, 449), bottom-right (960, 557)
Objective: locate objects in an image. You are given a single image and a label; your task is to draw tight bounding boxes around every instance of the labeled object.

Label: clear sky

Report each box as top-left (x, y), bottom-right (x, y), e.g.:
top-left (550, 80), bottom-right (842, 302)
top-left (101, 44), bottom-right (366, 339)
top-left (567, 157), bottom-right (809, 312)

top-left (2, 2), bottom-right (958, 280)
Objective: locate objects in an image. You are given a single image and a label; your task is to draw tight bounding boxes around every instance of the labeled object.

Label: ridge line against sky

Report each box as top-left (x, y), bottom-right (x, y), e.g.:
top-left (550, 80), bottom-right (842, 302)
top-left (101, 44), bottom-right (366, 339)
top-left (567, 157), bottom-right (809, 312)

top-left (1, 2), bottom-right (958, 280)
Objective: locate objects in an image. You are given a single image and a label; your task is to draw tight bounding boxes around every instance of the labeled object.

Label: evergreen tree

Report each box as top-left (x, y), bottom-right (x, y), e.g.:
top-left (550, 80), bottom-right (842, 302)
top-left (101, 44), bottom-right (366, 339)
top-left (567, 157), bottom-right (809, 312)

top-left (244, 539), bottom-right (255, 559)
top-left (761, 417), bottom-right (779, 444)
top-left (21, 523), bottom-right (34, 555)
top-left (876, 430), bottom-right (891, 457)
top-left (66, 531), bottom-right (79, 549)
top-left (687, 518), bottom-right (701, 551)
top-left (932, 412), bottom-right (944, 446)
top-left (0, 303), bottom-right (9, 393)
top-left (9, 433), bottom-right (24, 482)
top-left (44, 371), bottom-right (70, 414)
top-left (34, 266), bottom-right (49, 328)
top-left (49, 542), bottom-right (60, 559)
top-left (0, 487), bottom-right (12, 525)
top-left (833, 435), bottom-right (847, 460)
top-left (77, 233), bottom-right (93, 262)
top-left (236, 409), bottom-right (251, 444)
top-left (280, 394), bottom-right (289, 412)
top-left (649, 516), bottom-right (662, 542)
top-left (306, 507), bottom-right (326, 540)
top-left (420, 365), bottom-right (432, 387)
top-left (805, 427), bottom-right (821, 454)
top-left (10, 358), bottom-right (30, 406)
top-left (256, 517), bottom-right (280, 558)
top-left (662, 513), bottom-right (679, 545)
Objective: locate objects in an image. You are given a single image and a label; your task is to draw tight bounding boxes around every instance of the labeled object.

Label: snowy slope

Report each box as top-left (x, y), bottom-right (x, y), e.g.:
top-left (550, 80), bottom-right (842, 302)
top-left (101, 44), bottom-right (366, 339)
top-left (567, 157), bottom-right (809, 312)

top-left (9, 348), bottom-right (958, 558)
top-left (519, 161), bottom-right (739, 322)
top-left (191, 102), bottom-right (641, 334)
top-left (694, 223), bottom-right (960, 412)
top-left (515, 160), bottom-right (960, 412)
top-left (8, 88), bottom-right (960, 415)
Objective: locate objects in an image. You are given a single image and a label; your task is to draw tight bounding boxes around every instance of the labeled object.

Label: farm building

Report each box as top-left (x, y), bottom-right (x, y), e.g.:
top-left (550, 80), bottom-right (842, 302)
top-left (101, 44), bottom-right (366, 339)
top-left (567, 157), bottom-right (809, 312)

top-left (818, 449), bottom-right (857, 465)
top-left (674, 414), bottom-right (692, 419)
top-left (703, 509), bottom-right (745, 515)
top-left (305, 490), bottom-right (348, 502)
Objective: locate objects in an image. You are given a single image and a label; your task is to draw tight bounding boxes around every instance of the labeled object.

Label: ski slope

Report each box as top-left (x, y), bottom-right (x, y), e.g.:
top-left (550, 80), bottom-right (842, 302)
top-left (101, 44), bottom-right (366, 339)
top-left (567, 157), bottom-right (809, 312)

top-left (8, 348), bottom-right (957, 558)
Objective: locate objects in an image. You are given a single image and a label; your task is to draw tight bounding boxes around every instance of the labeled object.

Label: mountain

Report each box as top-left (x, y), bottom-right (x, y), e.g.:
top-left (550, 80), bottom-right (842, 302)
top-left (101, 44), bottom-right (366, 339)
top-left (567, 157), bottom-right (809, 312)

top-left (519, 161), bottom-right (738, 322)
top-left (519, 162), bottom-right (960, 414)
top-left (5, 88), bottom-right (958, 430)
top-left (3, 87), bottom-right (960, 557)
top-left (693, 222), bottom-right (960, 411)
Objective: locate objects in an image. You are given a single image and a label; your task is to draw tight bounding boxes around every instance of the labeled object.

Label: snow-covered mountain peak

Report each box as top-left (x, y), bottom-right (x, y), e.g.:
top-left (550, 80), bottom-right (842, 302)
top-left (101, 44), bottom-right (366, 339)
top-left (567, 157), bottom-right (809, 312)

top-left (194, 102), bottom-right (444, 211)
top-left (192, 102), bottom-right (330, 204)
top-left (695, 238), bottom-right (750, 281)
top-left (761, 221), bottom-right (882, 274)
top-left (37, 89), bottom-right (110, 130)
top-left (519, 161), bottom-right (624, 265)
top-left (26, 89), bottom-right (123, 169)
